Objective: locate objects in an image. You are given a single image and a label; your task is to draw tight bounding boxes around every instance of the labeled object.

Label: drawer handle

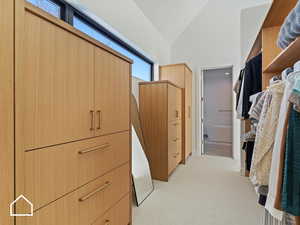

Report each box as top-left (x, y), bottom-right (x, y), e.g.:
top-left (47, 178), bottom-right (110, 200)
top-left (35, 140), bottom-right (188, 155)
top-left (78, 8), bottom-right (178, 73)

top-left (79, 181), bottom-right (111, 202)
top-left (173, 138), bottom-right (179, 142)
top-left (90, 110), bottom-right (95, 131)
top-left (97, 110), bottom-right (101, 130)
top-left (78, 143), bottom-right (110, 155)
top-left (173, 123), bottom-right (179, 126)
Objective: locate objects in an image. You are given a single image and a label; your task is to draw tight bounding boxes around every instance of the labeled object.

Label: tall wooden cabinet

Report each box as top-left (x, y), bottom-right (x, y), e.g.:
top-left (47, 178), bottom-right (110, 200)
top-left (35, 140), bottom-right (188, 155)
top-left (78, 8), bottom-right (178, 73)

top-left (160, 64), bottom-right (193, 164)
top-left (139, 81), bottom-right (183, 181)
top-left (11, 1), bottom-right (132, 225)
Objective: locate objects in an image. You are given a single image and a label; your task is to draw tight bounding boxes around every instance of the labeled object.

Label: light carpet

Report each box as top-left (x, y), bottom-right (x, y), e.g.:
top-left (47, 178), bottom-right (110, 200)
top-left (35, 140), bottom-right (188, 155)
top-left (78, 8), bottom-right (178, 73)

top-left (133, 156), bottom-right (263, 225)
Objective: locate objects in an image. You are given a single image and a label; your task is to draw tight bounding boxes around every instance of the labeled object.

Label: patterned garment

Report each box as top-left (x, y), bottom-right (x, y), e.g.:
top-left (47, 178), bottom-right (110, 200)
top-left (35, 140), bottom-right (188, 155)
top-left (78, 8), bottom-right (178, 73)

top-left (263, 209), bottom-right (296, 225)
top-left (289, 77), bottom-right (300, 112)
top-left (250, 82), bottom-right (285, 186)
top-left (249, 91), bottom-right (268, 121)
top-left (281, 109), bottom-right (300, 216)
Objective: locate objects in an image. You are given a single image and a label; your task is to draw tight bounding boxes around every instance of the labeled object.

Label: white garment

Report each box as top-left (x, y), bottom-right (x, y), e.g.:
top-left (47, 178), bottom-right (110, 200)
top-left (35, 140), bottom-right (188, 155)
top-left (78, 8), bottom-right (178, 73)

top-left (237, 74), bottom-right (245, 119)
top-left (265, 66), bottom-right (300, 221)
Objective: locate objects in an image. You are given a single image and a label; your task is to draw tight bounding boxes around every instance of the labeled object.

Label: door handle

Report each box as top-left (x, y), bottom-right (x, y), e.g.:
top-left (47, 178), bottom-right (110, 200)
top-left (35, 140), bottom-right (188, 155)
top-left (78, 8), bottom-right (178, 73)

top-left (97, 110), bottom-right (101, 130)
top-left (90, 110), bottom-right (94, 131)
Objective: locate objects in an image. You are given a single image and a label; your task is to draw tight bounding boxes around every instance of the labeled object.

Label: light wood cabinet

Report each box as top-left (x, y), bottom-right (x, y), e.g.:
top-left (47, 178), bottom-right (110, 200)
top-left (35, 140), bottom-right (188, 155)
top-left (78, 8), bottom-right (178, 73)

top-left (19, 10), bottom-right (95, 150)
top-left (14, 2), bottom-right (132, 225)
top-left (94, 48), bottom-right (130, 136)
top-left (139, 81), bottom-right (182, 181)
top-left (160, 63), bottom-right (193, 164)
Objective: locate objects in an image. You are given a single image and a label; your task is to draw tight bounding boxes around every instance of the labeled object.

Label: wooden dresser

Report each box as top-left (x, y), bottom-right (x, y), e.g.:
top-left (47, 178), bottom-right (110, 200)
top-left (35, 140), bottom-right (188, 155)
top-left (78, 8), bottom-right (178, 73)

top-left (139, 81), bottom-right (182, 181)
top-left (160, 64), bottom-right (193, 164)
top-left (11, 1), bottom-right (132, 225)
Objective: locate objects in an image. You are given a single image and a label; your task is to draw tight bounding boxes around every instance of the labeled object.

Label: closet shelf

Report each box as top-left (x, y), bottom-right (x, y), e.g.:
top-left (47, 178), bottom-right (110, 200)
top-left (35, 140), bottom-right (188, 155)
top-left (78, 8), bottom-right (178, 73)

top-left (264, 38), bottom-right (300, 73)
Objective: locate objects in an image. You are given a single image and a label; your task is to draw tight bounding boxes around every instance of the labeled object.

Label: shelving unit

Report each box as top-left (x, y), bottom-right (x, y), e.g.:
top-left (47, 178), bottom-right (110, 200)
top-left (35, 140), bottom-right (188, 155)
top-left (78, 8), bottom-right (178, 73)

top-left (242, 0), bottom-right (298, 177)
top-left (247, 0), bottom-right (298, 89)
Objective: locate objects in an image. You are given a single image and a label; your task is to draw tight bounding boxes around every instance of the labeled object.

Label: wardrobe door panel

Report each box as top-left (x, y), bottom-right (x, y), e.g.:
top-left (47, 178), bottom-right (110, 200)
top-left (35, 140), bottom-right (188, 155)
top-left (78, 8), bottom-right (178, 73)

top-left (19, 12), bottom-right (94, 150)
top-left (94, 48), bottom-right (130, 136)
top-left (185, 68), bottom-right (193, 158)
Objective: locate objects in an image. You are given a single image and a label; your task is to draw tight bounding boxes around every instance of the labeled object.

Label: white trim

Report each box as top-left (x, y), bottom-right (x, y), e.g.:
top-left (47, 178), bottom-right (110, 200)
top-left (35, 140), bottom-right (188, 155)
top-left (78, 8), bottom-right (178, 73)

top-left (198, 65), bottom-right (234, 158)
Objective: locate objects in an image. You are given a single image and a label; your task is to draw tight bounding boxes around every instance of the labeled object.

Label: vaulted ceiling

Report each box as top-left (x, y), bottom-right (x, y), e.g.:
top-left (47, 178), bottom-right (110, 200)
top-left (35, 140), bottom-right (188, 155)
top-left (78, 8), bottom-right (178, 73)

top-left (133, 0), bottom-right (272, 45)
top-left (133, 0), bottom-right (209, 44)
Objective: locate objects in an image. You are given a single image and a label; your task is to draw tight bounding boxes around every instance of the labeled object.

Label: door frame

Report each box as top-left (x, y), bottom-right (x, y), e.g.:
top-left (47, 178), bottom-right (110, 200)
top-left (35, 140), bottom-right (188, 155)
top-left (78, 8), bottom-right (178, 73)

top-left (198, 65), bottom-right (234, 157)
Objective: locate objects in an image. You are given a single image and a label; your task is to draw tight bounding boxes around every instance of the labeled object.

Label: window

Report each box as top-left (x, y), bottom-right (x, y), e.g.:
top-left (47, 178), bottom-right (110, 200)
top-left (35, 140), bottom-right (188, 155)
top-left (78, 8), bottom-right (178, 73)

top-left (27, 0), bottom-right (154, 81)
top-left (73, 16), bottom-right (153, 81)
top-left (27, 0), bottom-right (62, 18)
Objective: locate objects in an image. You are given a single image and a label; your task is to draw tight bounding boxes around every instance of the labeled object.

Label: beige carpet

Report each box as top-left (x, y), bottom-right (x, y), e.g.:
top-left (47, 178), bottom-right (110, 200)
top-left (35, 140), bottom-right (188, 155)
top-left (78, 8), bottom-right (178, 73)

top-left (133, 156), bottom-right (263, 225)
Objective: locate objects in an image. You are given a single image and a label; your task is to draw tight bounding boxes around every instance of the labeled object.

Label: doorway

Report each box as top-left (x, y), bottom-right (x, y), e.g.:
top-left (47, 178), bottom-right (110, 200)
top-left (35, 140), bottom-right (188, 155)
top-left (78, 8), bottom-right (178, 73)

top-left (201, 66), bottom-right (233, 158)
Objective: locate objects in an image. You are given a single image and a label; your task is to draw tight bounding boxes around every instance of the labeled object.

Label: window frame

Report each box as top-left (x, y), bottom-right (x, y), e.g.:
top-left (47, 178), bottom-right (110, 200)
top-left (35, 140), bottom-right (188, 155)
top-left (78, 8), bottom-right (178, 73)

top-left (27, 0), bottom-right (154, 81)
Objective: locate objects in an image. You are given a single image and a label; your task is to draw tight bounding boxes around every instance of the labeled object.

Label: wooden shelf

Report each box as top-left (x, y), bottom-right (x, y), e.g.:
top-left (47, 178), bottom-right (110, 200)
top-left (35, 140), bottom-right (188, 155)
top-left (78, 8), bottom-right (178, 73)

top-left (263, 0), bottom-right (298, 28)
top-left (264, 38), bottom-right (300, 73)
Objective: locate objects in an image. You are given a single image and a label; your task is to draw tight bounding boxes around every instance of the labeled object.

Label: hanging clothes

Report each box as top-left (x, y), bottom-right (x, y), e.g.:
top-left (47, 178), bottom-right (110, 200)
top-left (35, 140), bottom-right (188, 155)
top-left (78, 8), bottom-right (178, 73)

top-left (250, 81), bottom-right (285, 186)
top-left (266, 68), bottom-right (295, 220)
top-left (281, 109), bottom-right (300, 217)
top-left (242, 53), bottom-right (262, 119)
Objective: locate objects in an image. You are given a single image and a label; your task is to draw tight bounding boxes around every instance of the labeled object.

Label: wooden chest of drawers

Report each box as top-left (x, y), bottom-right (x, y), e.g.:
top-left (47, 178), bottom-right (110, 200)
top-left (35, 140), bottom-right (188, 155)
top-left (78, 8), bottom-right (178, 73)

top-left (139, 81), bottom-right (182, 181)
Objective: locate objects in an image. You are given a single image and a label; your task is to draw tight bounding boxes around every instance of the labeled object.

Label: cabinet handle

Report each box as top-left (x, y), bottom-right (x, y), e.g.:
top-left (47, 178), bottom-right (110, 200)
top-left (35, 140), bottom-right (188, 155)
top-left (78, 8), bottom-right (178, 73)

top-left (79, 181), bottom-right (111, 202)
top-left (173, 138), bottom-right (179, 142)
top-left (97, 110), bottom-right (101, 130)
top-left (175, 110), bottom-right (179, 118)
top-left (90, 110), bottom-right (95, 131)
top-left (173, 122), bottom-right (179, 126)
top-left (104, 220), bottom-right (110, 225)
top-left (78, 143), bottom-right (110, 155)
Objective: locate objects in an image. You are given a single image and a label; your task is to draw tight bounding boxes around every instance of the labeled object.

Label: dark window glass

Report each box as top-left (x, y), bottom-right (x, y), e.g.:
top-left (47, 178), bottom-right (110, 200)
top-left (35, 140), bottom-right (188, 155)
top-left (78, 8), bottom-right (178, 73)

top-left (74, 16), bottom-right (152, 81)
top-left (27, 0), bottom-right (61, 18)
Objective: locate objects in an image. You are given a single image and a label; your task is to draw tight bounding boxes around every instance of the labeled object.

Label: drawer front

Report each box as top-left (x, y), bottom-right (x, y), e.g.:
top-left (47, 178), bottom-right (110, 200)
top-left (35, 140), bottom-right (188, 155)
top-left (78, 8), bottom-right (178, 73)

top-left (168, 121), bottom-right (181, 144)
top-left (92, 195), bottom-right (130, 225)
top-left (19, 163), bottom-right (130, 225)
top-left (24, 131), bottom-right (129, 210)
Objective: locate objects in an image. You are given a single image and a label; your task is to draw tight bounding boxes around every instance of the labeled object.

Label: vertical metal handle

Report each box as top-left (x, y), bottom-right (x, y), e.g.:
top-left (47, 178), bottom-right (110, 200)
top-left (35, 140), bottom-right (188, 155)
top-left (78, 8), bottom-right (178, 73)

top-left (90, 110), bottom-right (94, 131)
top-left (97, 110), bottom-right (101, 130)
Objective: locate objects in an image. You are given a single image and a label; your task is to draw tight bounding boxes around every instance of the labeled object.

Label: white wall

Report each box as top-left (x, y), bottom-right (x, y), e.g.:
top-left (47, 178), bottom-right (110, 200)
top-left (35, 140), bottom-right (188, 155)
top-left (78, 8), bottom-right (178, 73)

top-left (171, 0), bottom-right (271, 161)
top-left (241, 3), bottom-right (272, 64)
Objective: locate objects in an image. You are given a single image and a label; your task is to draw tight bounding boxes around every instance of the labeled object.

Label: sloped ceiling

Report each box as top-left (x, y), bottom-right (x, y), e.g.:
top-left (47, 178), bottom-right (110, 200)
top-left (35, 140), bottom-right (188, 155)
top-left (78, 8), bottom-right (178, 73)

top-left (133, 0), bottom-right (272, 45)
top-left (133, 0), bottom-right (209, 44)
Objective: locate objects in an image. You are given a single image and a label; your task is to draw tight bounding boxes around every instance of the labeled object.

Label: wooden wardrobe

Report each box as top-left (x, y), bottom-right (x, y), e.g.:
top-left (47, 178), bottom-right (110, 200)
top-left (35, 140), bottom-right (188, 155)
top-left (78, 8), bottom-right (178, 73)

top-left (160, 64), bottom-right (193, 164)
top-left (139, 81), bottom-right (183, 181)
top-left (2, 1), bottom-right (132, 224)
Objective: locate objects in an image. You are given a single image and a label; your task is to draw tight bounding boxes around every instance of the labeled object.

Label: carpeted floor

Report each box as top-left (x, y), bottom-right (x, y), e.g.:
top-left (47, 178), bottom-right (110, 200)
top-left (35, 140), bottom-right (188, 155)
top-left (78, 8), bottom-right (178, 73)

top-left (133, 156), bottom-right (263, 225)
